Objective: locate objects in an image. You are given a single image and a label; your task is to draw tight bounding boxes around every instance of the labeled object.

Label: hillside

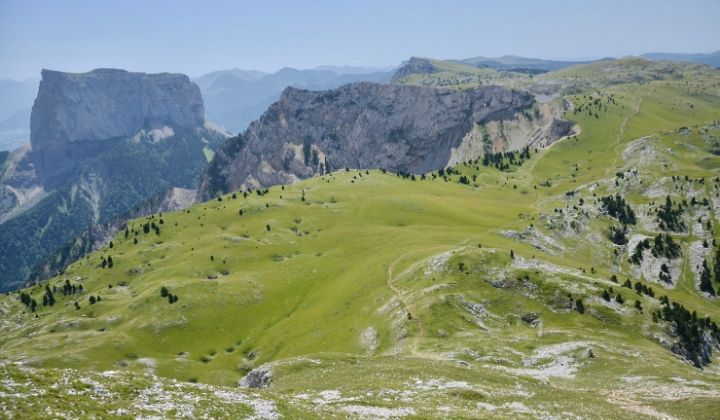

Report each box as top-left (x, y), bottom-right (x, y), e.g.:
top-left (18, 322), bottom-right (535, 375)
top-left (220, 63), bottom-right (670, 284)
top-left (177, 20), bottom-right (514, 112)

top-left (1, 60), bottom-right (720, 417)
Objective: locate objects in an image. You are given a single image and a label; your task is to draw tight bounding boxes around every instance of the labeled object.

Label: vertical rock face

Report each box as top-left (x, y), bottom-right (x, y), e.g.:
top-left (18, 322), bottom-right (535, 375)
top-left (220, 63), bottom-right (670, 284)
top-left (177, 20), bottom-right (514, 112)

top-left (198, 82), bottom-right (535, 199)
top-left (30, 69), bottom-right (205, 178)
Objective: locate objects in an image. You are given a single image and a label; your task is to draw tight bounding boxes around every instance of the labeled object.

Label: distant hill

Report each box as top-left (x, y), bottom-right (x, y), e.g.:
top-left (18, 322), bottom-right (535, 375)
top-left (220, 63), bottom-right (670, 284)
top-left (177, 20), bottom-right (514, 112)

top-left (640, 50), bottom-right (720, 68)
top-left (194, 68), bottom-right (269, 91)
top-left (313, 64), bottom-right (396, 74)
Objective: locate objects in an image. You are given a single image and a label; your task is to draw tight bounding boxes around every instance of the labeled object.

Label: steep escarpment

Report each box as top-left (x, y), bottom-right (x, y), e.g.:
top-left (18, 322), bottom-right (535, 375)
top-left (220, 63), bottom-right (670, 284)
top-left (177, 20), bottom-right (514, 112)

top-left (0, 69), bottom-right (226, 292)
top-left (198, 82), bottom-right (544, 198)
top-left (30, 68), bottom-right (205, 180)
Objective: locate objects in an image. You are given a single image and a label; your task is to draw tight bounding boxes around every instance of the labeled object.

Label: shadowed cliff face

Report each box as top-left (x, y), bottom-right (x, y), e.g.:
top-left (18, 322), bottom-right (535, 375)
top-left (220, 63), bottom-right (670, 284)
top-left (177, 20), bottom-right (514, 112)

top-left (30, 68), bottom-right (204, 181)
top-left (198, 82), bottom-right (535, 199)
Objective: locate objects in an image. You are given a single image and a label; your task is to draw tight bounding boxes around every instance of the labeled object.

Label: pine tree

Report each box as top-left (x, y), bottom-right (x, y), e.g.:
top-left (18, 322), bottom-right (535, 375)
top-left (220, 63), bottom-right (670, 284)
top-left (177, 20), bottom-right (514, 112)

top-left (608, 225), bottom-right (628, 245)
top-left (699, 259), bottom-right (716, 295)
top-left (44, 285), bottom-right (55, 306)
top-left (20, 292), bottom-right (31, 307)
top-left (575, 299), bottom-right (585, 314)
top-left (634, 300), bottom-right (643, 312)
top-left (657, 195), bottom-right (685, 231)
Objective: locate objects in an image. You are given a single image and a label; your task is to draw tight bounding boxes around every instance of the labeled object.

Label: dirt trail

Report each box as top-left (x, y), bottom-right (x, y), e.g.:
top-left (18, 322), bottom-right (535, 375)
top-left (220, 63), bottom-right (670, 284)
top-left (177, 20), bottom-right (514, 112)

top-left (607, 92), bottom-right (646, 175)
top-left (384, 239), bottom-right (503, 355)
top-left (385, 243), bottom-right (476, 350)
top-left (386, 255), bottom-right (426, 338)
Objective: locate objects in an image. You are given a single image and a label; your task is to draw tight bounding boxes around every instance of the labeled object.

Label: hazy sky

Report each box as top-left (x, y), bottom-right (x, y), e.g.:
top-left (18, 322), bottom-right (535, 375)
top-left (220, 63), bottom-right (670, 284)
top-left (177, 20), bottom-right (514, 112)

top-left (1, 0), bottom-right (718, 80)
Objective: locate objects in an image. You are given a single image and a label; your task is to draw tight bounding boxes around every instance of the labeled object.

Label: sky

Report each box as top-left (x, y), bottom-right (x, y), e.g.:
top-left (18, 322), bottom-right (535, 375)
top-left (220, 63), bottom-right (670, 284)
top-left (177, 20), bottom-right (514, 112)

top-left (0, 0), bottom-right (718, 80)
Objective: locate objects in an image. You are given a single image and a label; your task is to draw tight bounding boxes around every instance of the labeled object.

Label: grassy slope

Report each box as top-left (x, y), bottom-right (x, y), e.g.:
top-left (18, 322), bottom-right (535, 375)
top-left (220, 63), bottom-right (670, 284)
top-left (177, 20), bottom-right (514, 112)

top-left (2, 60), bottom-right (720, 417)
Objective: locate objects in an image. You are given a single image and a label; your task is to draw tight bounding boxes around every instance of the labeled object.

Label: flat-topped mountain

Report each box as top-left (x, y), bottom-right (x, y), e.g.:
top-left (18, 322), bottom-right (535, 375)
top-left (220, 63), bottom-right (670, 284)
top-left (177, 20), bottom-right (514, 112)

top-left (31, 68), bottom-right (205, 178)
top-left (198, 81), bottom-right (571, 199)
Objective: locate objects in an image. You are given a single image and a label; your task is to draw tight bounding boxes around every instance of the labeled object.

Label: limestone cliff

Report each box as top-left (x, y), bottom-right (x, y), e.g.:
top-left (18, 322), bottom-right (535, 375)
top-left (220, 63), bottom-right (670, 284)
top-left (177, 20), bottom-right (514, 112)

top-left (30, 68), bottom-right (205, 178)
top-left (198, 82), bottom-right (554, 199)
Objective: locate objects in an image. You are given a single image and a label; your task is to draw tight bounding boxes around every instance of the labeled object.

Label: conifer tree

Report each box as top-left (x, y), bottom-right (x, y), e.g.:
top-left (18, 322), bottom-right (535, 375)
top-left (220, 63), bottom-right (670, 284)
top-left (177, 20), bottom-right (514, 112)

top-left (700, 259), bottom-right (716, 295)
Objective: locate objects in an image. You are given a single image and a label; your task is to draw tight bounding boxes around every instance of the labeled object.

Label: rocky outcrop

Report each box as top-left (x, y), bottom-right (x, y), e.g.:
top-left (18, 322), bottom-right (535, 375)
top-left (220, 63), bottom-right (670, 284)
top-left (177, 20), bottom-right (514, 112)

top-left (198, 82), bottom-right (536, 199)
top-left (239, 365), bottom-right (273, 389)
top-left (30, 68), bottom-right (204, 179)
